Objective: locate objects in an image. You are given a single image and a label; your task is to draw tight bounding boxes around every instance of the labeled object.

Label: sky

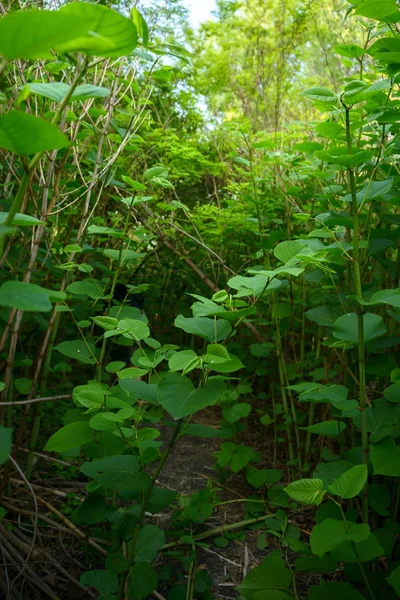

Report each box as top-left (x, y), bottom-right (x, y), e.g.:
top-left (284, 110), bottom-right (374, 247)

top-left (183, 0), bottom-right (216, 28)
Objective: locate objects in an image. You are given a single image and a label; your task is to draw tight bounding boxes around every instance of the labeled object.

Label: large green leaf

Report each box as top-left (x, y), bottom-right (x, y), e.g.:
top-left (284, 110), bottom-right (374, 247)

top-left (0, 111), bottom-right (69, 155)
top-left (387, 565), bottom-right (400, 597)
top-left (80, 455), bottom-right (151, 492)
top-left (301, 420), bottom-right (346, 437)
top-left (67, 279), bottom-right (105, 299)
top-left (333, 313), bottom-right (387, 344)
top-left (127, 563), bottom-right (157, 600)
top-left (357, 288), bottom-right (400, 307)
top-left (174, 315), bottom-right (232, 342)
top-left (308, 582), bottom-right (367, 600)
top-left (80, 570), bottom-right (119, 598)
top-left (44, 421), bottom-right (93, 453)
top-left (310, 519), bottom-right (370, 557)
top-left (355, 1), bottom-right (399, 21)
top-left (0, 281), bottom-right (66, 311)
top-left (158, 373), bottom-right (226, 420)
top-left (237, 550), bottom-right (292, 600)
top-left (28, 83), bottom-right (110, 103)
top-left (284, 479), bottom-right (325, 505)
top-left (328, 464), bottom-right (367, 499)
top-left (0, 3), bottom-right (138, 60)
top-left (54, 340), bottom-right (97, 364)
top-left (371, 436), bottom-right (400, 476)
top-left (134, 524), bottom-right (165, 563)
top-left (0, 212), bottom-right (42, 226)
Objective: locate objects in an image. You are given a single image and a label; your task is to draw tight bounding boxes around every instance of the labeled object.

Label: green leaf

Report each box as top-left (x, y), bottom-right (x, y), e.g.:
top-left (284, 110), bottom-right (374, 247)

top-left (67, 279), bottom-right (104, 299)
top-left (333, 313), bottom-right (387, 344)
top-left (131, 7), bottom-right (149, 46)
top-left (316, 122), bottom-right (345, 139)
top-left (204, 343), bottom-right (230, 363)
top-left (384, 383), bottom-right (400, 403)
top-left (0, 426), bottom-right (12, 464)
top-left (371, 436), bottom-right (400, 476)
top-left (302, 87), bottom-right (337, 105)
top-left (0, 212), bottom-right (42, 226)
top-left (91, 316), bottom-right (119, 331)
top-left (44, 421), bottom-right (93, 453)
top-left (134, 524), bottom-right (165, 563)
top-left (168, 350), bottom-right (198, 372)
top-left (329, 533), bottom-right (383, 563)
top-left (112, 318), bottom-right (150, 342)
top-left (359, 288), bottom-right (400, 307)
top-left (54, 340), bottom-right (96, 364)
top-left (127, 563), bottom-right (157, 600)
top-left (0, 110), bottom-right (69, 155)
top-left (274, 241), bottom-right (303, 264)
top-left (0, 4), bottom-right (138, 60)
top-left (284, 479), bottom-right (325, 505)
top-left (310, 519), bottom-right (370, 557)
top-left (294, 556), bottom-right (337, 573)
top-left (328, 464), bottom-right (367, 499)
top-left (334, 44), bottom-right (365, 59)
top-left (308, 582), bottom-right (367, 600)
top-left (158, 373), bottom-right (226, 420)
top-left (301, 420), bottom-right (346, 437)
top-left (387, 565), bottom-right (400, 597)
top-left (174, 315), bottom-right (232, 342)
top-left (237, 550), bottom-right (292, 600)
top-left (355, 1), bottom-right (399, 21)
top-left (80, 455), bottom-right (151, 492)
top-left (0, 281), bottom-right (66, 312)
top-left (246, 466), bottom-right (271, 489)
top-left (80, 570), bottom-right (118, 598)
top-left (223, 403), bottom-right (251, 423)
top-left (27, 82), bottom-right (110, 103)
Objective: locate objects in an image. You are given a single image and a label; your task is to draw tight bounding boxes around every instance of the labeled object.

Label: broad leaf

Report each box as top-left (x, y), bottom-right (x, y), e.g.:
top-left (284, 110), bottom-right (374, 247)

top-left (308, 582), bottom-right (367, 600)
top-left (174, 315), bottom-right (232, 342)
top-left (54, 340), bottom-right (96, 364)
top-left (127, 563), bottom-right (157, 600)
top-left (328, 464), bottom-right (367, 499)
top-left (0, 111), bottom-right (69, 155)
top-left (284, 478), bottom-right (325, 505)
top-left (310, 519), bottom-right (370, 557)
top-left (80, 455), bottom-right (151, 492)
top-left (157, 373), bottom-right (226, 420)
top-left (237, 550), bottom-right (292, 600)
top-left (301, 420), bottom-right (346, 437)
top-left (28, 82), bottom-right (110, 103)
top-left (134, 524), bottom-right (165, 563)
top-left (333, 313), bottom-right (387, 344)
top-left (371, 436), bottom-right (400, 476)
top-left (45, 421), bottom-right (93, 453)
top-left (80, 570), bottom-right (118, 598)
top-left (0, 281), bottom-right (65, 312)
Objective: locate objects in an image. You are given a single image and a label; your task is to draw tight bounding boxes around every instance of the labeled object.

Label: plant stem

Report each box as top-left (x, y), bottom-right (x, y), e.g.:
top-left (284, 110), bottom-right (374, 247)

top-left (344, 105), bottom-right (369, 525)
top-left (162, 513), bottom-right (274, 550)
top-left (117, 420), bottom-right (183, 599)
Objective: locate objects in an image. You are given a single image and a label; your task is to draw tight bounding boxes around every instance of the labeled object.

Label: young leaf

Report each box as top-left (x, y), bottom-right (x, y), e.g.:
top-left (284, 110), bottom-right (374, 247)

top-left (284, 478), bottom-right (325, 505)
top-left (328, 464), bottom-right (368, 499)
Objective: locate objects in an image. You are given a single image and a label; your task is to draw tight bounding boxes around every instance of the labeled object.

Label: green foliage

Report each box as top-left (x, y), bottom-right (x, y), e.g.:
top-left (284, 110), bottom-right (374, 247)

top-left (1, 0), bottom-right (400, 598)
